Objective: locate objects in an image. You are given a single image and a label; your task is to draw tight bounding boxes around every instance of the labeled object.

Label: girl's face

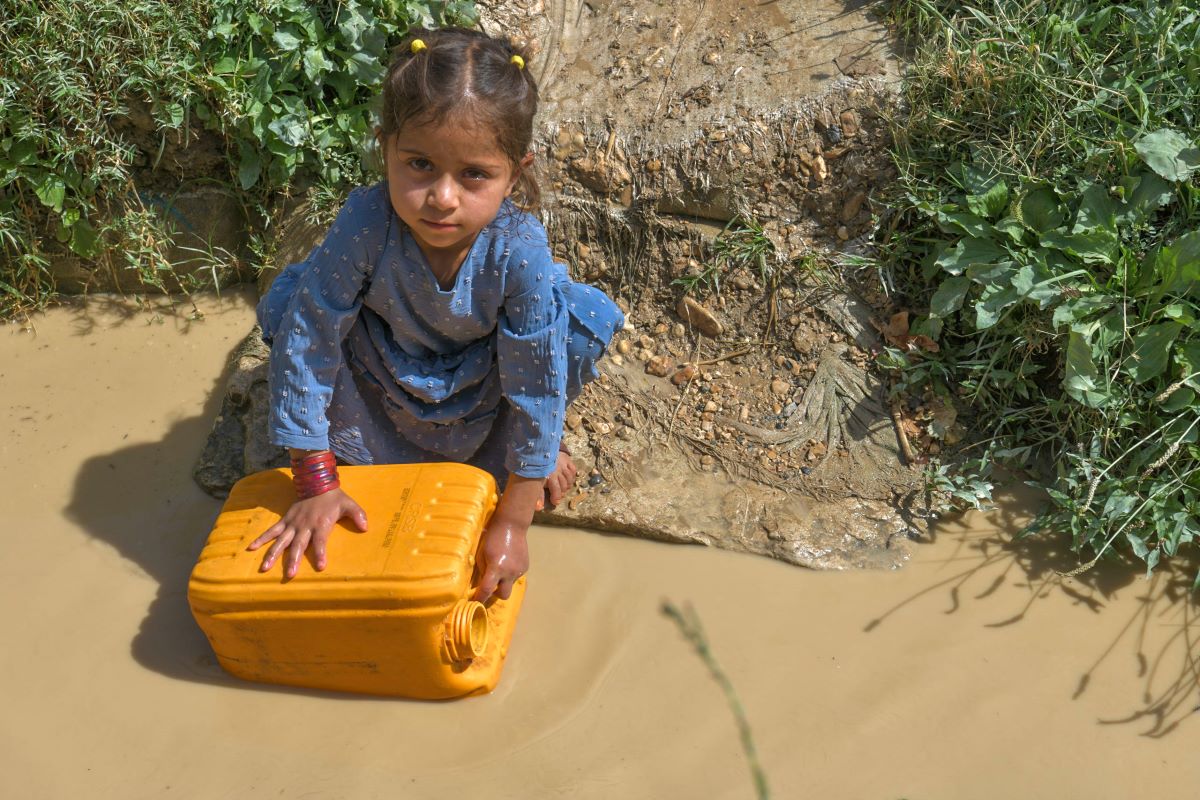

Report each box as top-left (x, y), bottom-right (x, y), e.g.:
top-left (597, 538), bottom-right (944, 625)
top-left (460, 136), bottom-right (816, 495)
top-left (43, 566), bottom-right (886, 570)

top-left (380, 119), bottom-right (531, 271)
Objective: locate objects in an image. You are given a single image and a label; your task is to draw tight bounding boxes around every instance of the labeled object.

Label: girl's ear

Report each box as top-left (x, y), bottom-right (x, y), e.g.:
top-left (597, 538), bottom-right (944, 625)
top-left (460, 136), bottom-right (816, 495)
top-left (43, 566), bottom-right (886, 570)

top-left (509, 152), bottom-right (535, 194)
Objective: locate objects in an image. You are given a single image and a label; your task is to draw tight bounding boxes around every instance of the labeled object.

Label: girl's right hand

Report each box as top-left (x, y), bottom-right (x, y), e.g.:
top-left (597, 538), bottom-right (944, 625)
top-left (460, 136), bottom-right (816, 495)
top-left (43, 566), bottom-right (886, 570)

top-left (247, 488), bottom-right (368, 579)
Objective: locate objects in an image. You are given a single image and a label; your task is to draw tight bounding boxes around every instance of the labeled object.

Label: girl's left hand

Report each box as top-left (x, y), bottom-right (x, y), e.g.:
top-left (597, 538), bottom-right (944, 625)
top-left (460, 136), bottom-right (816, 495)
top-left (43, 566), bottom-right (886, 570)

top-left (472, 512), bottom-right (530, 604)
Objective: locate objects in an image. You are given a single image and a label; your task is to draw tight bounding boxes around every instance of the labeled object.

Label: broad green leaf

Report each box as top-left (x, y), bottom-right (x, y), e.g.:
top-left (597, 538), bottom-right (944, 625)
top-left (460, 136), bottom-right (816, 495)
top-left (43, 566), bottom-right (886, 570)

top-left (936, 210), bottom-right (992, 238)
top-left (68, 219), bottom-right (99, 258)
top-left (975, 286), bottom-right (1019, 330)
top-left (1052, 295), bottom-right (1115, 329)
top-left (966, 181), bottom-right (1009, 220)
top-left (1127, 322), bottom-right (1182, 383)
top-left (1074, 183), bottom-right (1117, 233)
top-left (303, 47), bottom-right (333, 80)
top-left (935, 237), bottom-right (1008, 275)
top-left (273, 26), bottom-right (305, 50)
top-left (1019, 187), bottom-right (1064, 233)
top-left (1012, 264), bottom-right (1035, 297)
top-left (1175, 341), bottom-right (1200, 381)
top-left (1162, 386), bottom-right (1196, 413)
top-left (965, 261), bottom-right (1014, 285)
top-left (268, 115), bottom-right (308, 147)
top-left (1118, 172), bottom-right (1174, 224)
top-left (1064, 330), bottom-right (1107, 407)
top-left (1040, 229), bottom-right (1119, 264)
top-left (1135, 128), bottom-right (1200, 182)
top-left (929, 276), bottom-right (971, 318)
top-left (238, 144), bottom-right (262, 190)
top-left (34, 175), bottom-right (66, 211)
top-left (1150, 231), bottom-right (1200, 300)
top-left (993, 216), bottom-right (1025, 243)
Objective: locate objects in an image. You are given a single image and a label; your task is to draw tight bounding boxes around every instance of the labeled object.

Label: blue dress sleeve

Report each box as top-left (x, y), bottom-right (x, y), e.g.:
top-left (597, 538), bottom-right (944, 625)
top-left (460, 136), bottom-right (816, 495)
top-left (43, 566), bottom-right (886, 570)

top-left (496, 218), bottom-right (569, 479)
top-left (266, 187), bottom-right (388, 451)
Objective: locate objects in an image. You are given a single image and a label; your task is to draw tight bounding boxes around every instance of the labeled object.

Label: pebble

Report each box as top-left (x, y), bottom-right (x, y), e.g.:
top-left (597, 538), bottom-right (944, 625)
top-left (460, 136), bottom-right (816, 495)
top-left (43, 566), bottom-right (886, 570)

top-left (671, 322), bottom-right (686, 339)
top-left (836, 225), bottom-right (850, 241)
top-left (645, 158), bottom-right (662, 173)
top-left (783, 402), bottom-right (798, 417)
top-left (610, 354), bottom-right (624, 366)
top-left (841, 191), bottom-right (867, 223)
top-left (592, 421), bottom-right (612, 436)
top-left (671, 363), bottom-right (697, 385)
top-left (770, 377), bottom-right (790, 396)
top-left (676, 296), bottom-right (723, 338)
top-left (566, 412), bottom-right (584, 430)
top-left (576, 242), bottom-right (591, 259)
top-left (646, 355), bottom-right (673, 377)
top-left (739, 404), bottom-right (750, 422)
top-left (700, 454), bottom-right (715, 467)
top-left (703, 51), bottom-right (722, 65)
top-left (654, 322), bottom-right (669, 335)
top-left (839, 109), bottom-right (860, 137)
top-left (639, 334), bottom-right (655, 350)
top-left (812, 153), bottom-right (828, 183)
top-left (704, 400), bottom-right (719, 413)
top-left (588, 473), bottom-right (604, 487)
top-left (616, 339), bottom-right (632, 355)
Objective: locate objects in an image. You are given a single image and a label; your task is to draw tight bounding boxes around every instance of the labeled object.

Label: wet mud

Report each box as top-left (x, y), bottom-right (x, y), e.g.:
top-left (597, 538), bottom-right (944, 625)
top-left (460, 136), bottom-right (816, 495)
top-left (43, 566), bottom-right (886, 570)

top-left (4, 292), bottom-right (1200, 798)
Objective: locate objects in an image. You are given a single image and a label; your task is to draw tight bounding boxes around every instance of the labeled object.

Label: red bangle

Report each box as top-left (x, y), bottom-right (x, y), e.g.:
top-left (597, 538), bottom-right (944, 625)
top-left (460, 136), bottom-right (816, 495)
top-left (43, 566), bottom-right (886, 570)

top-left (291, 451), bottom-right (339, 499)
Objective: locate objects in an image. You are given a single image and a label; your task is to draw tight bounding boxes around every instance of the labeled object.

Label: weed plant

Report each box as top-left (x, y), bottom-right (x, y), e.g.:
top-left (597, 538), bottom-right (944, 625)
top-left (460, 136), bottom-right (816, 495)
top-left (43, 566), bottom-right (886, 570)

top-left (879, 1), bottom-right (1200, 577)
top-left (0, 0), bottom-right (476, 317)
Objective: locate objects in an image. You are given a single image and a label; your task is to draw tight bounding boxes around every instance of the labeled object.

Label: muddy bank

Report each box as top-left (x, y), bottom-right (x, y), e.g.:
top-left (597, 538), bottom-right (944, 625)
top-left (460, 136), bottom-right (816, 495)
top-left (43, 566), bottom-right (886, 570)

top-left (4, 291), bottom-right (1200, 798)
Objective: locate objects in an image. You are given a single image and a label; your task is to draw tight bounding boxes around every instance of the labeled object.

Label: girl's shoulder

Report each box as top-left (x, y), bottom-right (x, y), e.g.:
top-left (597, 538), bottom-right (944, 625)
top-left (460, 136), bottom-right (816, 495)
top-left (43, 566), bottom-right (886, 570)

top-left (486, 200), bottom-right (550, 252)
top-left (340, 181), bottom-right (392, 224)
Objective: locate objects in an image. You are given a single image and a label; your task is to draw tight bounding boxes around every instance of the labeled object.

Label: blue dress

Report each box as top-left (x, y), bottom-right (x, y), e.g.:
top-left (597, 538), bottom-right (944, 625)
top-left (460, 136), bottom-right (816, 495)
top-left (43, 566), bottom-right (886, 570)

top-left (257, 182), bottom-right (623, 486)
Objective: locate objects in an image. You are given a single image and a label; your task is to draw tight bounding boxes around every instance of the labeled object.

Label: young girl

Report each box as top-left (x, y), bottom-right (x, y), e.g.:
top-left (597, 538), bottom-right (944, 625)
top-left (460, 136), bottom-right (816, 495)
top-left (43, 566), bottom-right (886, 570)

top-left (248, 28), bottom-right (623, 603)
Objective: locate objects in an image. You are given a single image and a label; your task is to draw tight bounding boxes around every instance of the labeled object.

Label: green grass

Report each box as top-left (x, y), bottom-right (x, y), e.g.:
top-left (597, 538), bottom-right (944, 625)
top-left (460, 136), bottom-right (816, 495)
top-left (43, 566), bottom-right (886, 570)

top-left (0, 0), bottom-right (476, 317)
top-left (876, 1), bottom-right (1200, 577)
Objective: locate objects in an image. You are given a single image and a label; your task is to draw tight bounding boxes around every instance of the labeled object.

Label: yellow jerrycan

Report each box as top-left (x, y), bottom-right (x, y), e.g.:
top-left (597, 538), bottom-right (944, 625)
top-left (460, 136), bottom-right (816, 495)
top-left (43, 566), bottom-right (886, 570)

top-left (188, 463), bottom-right (525, 699)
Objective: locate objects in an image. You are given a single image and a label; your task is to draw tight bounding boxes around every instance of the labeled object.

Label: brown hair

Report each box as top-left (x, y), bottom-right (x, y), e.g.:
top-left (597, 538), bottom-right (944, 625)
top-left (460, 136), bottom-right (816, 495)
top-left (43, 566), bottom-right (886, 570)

top-left (379, 27), bottom-right (540, 210)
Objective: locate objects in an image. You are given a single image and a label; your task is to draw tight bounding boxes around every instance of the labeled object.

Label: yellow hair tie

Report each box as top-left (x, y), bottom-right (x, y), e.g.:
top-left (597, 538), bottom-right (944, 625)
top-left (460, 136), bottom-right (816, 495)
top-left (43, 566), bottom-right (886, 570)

top-left (510, 54), bottom-right (525, 70)
top-left (411, 39), bottom-right (427, 54)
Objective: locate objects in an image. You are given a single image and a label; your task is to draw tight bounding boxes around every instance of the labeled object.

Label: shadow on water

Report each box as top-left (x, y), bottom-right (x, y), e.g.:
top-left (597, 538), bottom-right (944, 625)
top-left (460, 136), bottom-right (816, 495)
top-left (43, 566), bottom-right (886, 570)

top-left (60, 306), bottom-right (393, 702)
top-left (865, 493), bottom-right (1200, 738)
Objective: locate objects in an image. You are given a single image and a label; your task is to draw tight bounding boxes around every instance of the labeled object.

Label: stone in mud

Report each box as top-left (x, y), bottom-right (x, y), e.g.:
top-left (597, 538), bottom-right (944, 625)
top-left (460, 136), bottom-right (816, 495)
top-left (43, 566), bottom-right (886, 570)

top-left (645, 355), bottom-right (672, 377)
top-left (675, 296), bottom-right (723, 338)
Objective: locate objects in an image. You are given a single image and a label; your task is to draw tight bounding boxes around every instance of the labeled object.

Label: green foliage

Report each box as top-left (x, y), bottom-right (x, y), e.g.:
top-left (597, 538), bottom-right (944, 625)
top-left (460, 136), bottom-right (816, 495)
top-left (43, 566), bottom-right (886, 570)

top-left (674, 216), bottom-right (778, 296)
top-left (0, 0), bottom-right (476, 317)
top-left (880, 1), bottom-right (1200, 577)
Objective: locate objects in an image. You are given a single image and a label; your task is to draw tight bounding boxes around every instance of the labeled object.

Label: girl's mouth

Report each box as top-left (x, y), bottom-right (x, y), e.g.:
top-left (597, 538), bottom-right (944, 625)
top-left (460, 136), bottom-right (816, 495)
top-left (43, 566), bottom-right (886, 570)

top-left (422, 219), bottom-right (458, 231)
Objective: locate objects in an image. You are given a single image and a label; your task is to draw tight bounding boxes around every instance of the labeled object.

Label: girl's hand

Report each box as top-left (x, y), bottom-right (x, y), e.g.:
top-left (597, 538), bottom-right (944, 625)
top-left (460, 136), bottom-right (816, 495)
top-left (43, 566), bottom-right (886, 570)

top-left (247, 488), bottom-right (368, 579)
top-left (472, 511), bottom-right (530, 604)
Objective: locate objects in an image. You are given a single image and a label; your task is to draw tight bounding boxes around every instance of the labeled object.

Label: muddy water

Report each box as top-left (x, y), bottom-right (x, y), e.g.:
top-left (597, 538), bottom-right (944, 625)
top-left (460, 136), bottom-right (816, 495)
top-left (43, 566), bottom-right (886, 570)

top-left (4, 292), bottom-right (1199, 799)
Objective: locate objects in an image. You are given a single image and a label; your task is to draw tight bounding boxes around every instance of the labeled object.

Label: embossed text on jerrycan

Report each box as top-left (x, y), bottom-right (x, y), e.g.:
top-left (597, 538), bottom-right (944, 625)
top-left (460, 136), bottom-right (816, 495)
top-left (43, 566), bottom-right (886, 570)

top-left (188, 463), bottom-right (525, 699)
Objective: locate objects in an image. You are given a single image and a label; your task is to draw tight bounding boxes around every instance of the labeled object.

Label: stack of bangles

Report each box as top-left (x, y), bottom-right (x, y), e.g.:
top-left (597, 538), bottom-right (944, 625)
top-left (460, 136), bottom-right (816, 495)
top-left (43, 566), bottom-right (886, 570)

top-left (292, 451), bottom-right (340, 499)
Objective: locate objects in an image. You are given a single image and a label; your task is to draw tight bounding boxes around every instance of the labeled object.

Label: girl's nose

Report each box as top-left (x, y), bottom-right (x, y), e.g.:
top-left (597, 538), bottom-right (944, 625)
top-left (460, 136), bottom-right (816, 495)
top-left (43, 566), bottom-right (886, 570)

top-left (426, 174), bottom-right (458, 211)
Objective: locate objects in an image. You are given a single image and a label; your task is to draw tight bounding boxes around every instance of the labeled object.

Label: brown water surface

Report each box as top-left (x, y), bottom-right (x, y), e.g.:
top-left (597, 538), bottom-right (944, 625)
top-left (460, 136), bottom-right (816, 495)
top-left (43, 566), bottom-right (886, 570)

top-left (3, 292), bottom-right (1198, 799)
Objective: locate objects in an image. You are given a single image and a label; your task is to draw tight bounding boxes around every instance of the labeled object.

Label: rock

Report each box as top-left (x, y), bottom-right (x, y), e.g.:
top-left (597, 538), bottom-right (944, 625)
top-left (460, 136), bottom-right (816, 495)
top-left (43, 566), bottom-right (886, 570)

top-left (812, 153), bottom-right (828, 183)
top-left (671, 363), bottom-right (697, 385)
top-left (841, 191), bottom-right (867, 223)
top-left (616, 339), bottom-right (632, 355)
top-left (639, 334), bottom-right (655, 350)
top-left (610, 354), bottom-right (624, 366)
top-left (703, 51), bottom-right (722, 66)
top-left (671, 322), bottom-right (686, 339)
top-left (676, 296), bottom-right (723, 338)
top-left (576, 241), bottom-right (591, 259)
top-left (566, 411), bottom-right (584, 430)
top-left (645, 158), bottom-right (662, 173)
top-left (836, 225), bottom-right (850, 241)
top-left (700, 454), bottom-right (715, 467)
top-left (839, 109), bottom-right (860, 137)
top-left (653, 322), bottom-right (669, 335)
top-left (770, 377), bottom-right (790, 396)
top-left (703, 400), bottom-right (719, 413)
top-left (646, 355), bottom-right (673, 377)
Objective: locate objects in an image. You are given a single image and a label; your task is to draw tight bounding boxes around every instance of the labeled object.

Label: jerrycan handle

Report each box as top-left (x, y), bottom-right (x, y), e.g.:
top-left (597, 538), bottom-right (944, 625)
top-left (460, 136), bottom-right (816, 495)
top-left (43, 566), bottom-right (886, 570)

top-left (445, 599), bottom-right (489, 661)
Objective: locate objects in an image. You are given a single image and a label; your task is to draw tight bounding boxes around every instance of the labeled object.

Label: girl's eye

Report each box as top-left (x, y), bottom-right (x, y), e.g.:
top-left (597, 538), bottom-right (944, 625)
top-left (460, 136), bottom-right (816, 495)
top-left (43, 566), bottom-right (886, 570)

top-left (408, 158), bottom-right (433, 172)
top-left (464, 169), bottom-right (490, 181)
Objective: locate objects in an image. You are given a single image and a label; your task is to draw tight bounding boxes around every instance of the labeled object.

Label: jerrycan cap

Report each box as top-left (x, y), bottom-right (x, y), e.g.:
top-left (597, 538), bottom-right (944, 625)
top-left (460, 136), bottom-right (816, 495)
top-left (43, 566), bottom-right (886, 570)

top-left (446, 599), bottom-right (489, 661)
